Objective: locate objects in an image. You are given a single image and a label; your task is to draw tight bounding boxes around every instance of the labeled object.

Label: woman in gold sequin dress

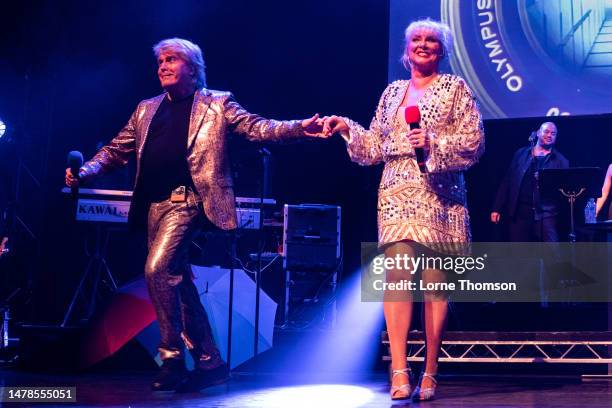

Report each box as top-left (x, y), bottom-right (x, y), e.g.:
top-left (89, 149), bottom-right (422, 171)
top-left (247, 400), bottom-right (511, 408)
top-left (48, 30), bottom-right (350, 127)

top-left (324, 19), bottom-right (484, 401)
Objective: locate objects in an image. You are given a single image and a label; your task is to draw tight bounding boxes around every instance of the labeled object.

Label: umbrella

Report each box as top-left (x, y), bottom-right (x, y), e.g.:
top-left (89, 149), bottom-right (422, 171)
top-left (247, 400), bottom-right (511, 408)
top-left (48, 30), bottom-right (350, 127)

top-left (81, 278), bottom-right (156, 368)
top-left (191, 265), bottom-right (277, 369)
top-left (83, 266), bottom-right (277, 370)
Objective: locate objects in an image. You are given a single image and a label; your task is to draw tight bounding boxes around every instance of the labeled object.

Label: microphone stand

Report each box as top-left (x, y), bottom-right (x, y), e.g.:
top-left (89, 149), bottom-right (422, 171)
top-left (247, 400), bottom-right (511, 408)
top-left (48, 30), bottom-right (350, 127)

top-left (226, 230), bottom-right (236, 370)
top-left (254, 148), bottom-right (270, 361)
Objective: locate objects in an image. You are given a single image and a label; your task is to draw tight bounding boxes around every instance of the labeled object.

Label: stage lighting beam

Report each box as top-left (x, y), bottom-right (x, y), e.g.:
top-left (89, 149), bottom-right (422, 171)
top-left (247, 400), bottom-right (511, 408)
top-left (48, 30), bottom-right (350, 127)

top-left (0, 118), bottom-right (6, 139)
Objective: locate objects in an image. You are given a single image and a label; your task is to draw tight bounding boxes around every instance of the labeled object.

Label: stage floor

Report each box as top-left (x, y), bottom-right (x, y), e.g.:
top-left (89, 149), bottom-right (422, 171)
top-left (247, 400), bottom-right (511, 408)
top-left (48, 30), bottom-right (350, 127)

top-left (1, 370), bottom-right (611, 407)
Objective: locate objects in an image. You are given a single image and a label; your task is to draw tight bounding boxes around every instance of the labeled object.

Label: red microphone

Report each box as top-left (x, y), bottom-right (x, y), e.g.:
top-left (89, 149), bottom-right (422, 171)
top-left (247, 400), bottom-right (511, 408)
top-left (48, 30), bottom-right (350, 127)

top-left (404, 106), bottom-right (427, 173)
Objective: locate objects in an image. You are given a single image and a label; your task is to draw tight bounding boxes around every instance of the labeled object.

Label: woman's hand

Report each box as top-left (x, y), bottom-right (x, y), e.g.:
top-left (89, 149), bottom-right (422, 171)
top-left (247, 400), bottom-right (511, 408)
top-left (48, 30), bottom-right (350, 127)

top-left (407, 128), bottom-right (430, 150)
top-left (322, 115), bottom-right (349, 136)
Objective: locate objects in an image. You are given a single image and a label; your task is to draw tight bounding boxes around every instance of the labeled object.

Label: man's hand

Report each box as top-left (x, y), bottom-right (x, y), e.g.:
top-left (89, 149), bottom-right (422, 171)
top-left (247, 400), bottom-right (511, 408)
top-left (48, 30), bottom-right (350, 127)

top-left (302, 114), bottom-right (329, 138)
top-left (490, 212), bottom-right (501, 224)
top-left (65, 167), bottom-right (80, 188)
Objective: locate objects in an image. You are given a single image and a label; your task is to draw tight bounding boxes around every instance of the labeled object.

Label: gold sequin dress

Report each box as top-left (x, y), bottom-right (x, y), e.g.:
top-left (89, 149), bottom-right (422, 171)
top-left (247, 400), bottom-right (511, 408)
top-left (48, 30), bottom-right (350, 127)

top-left (343, 74), bottom-right (484, 253)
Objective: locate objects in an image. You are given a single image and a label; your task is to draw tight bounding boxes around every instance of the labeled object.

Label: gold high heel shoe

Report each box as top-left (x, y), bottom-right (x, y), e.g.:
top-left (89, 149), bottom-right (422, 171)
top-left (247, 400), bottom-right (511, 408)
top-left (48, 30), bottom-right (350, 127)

top-left (412, 372), bottom-right (438, 401)
top-left (390, 367), bottom-right (412, 400)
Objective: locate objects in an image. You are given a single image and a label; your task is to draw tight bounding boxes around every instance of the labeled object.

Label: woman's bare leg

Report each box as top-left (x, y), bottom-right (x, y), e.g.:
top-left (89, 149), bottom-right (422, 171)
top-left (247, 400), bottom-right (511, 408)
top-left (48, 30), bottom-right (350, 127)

top-left (383, 241), bottom-right (417, 394)
top-left (420, 267), bottom-right (449, 391)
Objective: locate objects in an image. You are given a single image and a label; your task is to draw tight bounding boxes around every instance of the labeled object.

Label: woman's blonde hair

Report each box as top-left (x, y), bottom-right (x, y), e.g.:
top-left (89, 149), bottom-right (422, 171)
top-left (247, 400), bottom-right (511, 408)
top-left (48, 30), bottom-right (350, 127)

top-left (400, 19), bottom-right (453, 70)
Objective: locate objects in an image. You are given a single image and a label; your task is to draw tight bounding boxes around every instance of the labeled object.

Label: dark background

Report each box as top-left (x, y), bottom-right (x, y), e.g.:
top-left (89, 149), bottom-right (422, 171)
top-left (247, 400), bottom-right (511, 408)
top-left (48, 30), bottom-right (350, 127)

top-left (0, 0), bottom-right (610, 326)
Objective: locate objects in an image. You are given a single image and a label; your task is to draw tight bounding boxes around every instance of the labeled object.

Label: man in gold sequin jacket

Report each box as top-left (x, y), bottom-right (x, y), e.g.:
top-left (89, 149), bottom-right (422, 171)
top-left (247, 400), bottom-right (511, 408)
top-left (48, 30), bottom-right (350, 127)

top-left (65, 38), bottom-right (324, 392)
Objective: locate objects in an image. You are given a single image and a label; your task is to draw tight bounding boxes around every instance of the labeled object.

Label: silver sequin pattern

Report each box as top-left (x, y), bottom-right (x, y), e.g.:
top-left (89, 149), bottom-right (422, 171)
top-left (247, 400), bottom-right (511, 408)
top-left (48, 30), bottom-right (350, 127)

top-left (343, 74), bottom-right (485, 254)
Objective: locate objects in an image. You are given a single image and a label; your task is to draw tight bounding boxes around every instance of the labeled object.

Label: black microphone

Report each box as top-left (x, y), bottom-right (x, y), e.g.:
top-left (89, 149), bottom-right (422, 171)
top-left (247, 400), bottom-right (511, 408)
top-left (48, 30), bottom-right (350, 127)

top-left (528, 130), bottom-right (537, 144)
top-left (67, 150), bottom-right (83, 199)
top-left (404, 106), bottom-right (427, 173)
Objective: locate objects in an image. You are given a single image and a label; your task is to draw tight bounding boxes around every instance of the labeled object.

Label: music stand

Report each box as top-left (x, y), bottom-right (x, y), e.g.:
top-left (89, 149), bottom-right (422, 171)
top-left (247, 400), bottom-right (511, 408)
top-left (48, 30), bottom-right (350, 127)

top-left (539, 167), bottom-right (601, 242)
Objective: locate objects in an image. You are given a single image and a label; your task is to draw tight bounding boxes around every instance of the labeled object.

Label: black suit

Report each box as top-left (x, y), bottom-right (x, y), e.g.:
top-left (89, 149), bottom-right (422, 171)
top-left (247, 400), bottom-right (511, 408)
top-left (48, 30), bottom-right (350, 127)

top-left (493, 146), bottom-right (569, 242)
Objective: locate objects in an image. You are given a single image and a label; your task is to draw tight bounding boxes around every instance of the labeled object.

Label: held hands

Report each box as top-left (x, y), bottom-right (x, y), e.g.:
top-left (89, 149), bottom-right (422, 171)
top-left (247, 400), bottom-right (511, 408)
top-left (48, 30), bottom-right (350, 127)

top-left (301, 114), bottom-right (349, 138)
top-left (322, 116), bottom-right (349, 136)
top-left (302, 114), bottom-right (329, 138)
top-left (305, 115), bottom-right (432, 153)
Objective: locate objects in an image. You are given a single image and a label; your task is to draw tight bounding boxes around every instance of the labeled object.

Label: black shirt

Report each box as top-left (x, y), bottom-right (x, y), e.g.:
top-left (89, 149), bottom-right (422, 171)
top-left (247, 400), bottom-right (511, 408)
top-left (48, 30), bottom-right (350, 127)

top-left (518, 155), bottom-right (547, 207)
top-left (515, 155), bottom-right (549, 220)
top-left (139, 93), bottom-right (196, 202)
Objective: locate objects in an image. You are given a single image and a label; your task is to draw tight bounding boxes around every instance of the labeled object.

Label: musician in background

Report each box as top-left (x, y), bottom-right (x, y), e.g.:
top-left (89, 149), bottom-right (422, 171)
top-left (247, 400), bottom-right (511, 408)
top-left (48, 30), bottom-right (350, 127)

top-left (65, 38), bottom-right (325, 392)
top-left (0, 210), bottom-right (10, 304)
top-left (0, 190), bottom-right (8, 258)
top-left (491, 122), bottom-right (569, 242)
top-left (596, 164), bottom-right (612, 221)
top-left (0, 235), bottom-right (7, 257)
top-left (0, 234), bottom-right (6, 256)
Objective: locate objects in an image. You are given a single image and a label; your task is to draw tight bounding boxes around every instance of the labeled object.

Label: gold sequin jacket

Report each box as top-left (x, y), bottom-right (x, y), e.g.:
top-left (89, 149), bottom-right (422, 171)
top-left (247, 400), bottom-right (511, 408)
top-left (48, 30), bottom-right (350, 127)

top-left (81, 88), bottom-right (304, 230)
top-left (343, 74), bottom-right (484, 252)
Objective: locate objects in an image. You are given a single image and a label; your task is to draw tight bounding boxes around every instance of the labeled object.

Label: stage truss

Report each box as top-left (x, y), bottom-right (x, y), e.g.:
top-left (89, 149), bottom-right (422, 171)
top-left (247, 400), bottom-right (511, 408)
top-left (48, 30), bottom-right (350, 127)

top-left (382, 331), bottom-right (612, 364)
